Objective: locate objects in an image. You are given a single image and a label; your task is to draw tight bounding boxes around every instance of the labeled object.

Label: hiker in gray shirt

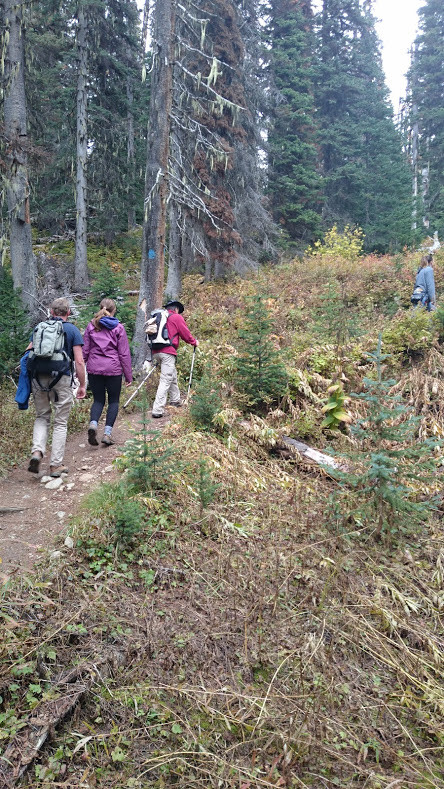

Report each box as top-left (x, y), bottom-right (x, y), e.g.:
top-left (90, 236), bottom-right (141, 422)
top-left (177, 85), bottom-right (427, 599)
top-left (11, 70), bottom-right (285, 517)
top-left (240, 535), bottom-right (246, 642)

top-left (412, 254), bottom-right (436, 311)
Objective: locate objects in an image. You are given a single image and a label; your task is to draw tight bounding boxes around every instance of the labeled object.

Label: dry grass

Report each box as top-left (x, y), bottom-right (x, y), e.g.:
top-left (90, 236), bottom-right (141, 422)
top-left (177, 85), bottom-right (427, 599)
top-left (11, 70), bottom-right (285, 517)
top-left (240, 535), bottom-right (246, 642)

top-left (0, 421), bottom-right (443, 787)
top-left (1, 249), bottom-right (444, 787)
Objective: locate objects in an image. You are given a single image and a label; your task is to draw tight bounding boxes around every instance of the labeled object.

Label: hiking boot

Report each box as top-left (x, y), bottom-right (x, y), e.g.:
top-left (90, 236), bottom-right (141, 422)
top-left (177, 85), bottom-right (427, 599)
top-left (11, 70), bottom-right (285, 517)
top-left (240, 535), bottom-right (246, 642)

top-left (169, 400), bottom-right (183, 408)
top-left (28, 453), bottom-right (42, 474)
top-left (88, 426), bottom-right (99, 446)
top-left (49, 465), bottom-right (69, 478)
top-left (101, 434), bottom-right (115, 446)
top-left (152, 413), bottom-right (163, 419)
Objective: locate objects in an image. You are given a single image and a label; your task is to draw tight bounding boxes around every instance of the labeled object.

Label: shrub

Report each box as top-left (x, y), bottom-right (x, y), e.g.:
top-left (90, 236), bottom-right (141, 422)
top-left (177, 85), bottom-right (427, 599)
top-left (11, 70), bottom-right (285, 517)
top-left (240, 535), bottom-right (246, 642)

top-left (381, 308), bottom-right (435, 358)
top-left (113, 497), bottom-right (146, 545)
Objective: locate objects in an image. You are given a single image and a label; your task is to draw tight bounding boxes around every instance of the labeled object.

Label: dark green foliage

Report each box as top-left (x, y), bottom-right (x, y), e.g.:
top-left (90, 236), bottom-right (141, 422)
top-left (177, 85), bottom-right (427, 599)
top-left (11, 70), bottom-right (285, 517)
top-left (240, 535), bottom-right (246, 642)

top-left (316, 0), bottom-right (414, 252)
top-left (234, 295), bottom-right (288, 409)
top-left (330, 338), bottom-right (439, 536)
top-left (0, 274), bottom-right (30, 380)
top-left (409, 0), bottom-right (444, 234)
top-left (113, 495), bottom-right (146, 545)
top-left (80, 265), bottom-right (136, 339)
top-left (267, 0), bottom-right (322, 243)
top-left (196, 456), bottom-right (219, 515)
top-left (122, 397), bottom-right (179, 493)
top-left (189, 371), bottom-right (221, 431)
top-left (26, 0), bottom-right (148, 237)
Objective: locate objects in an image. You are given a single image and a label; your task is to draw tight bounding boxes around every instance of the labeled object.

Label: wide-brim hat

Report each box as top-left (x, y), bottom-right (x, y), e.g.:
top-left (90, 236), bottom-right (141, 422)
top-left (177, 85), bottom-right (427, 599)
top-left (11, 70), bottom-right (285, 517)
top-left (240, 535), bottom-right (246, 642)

top-left (164, 300), bottom-right (184, 313)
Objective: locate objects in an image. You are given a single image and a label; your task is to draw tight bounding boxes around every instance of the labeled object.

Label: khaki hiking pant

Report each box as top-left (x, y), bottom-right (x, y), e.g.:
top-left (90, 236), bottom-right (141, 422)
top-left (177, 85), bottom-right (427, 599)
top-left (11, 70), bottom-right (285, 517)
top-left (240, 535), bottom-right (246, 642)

top-left (152, 353), bottom-right (180, 416)
top-left (31, 375), bottom-right (74, 467)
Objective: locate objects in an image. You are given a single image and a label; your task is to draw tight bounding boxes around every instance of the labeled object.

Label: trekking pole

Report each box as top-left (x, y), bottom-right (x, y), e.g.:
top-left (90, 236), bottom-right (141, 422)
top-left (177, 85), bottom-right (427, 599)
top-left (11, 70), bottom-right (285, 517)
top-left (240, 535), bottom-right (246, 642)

top-left (123, 364), bottom-right (156, 408)
top-left (186, 347), bottom-right (196, 401)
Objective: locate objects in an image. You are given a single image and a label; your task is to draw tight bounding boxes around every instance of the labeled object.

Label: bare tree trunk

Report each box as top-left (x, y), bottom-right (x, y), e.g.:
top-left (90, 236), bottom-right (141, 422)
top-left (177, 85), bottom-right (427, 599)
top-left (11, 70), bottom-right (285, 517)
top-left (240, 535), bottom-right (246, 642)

top-left (134, 0), bottom-right (175, 367)
top-left (127, 76), bottom-right (136, 230)
top-left (166, 202), bottom-right (182, 300)
top-left (74, 0), bottom-right (89, 293)
top-left (3, 0), bottom-right (37, 314)
top-left (140, 0), bottom-right (150, 54)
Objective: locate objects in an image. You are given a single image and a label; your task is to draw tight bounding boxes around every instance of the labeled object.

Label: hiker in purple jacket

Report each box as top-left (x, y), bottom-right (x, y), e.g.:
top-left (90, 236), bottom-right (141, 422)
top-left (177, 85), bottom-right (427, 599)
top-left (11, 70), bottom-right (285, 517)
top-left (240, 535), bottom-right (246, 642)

top-left (83, 298), bottom-right (132, 446)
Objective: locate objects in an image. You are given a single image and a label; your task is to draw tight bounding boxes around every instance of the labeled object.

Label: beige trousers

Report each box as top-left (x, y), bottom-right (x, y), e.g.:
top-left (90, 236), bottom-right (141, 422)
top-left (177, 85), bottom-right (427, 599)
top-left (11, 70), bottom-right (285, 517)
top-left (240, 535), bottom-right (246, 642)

top-left (152, 353), bottom-right (180, 415)
top-left (31, 375), bottom-right (74, 466)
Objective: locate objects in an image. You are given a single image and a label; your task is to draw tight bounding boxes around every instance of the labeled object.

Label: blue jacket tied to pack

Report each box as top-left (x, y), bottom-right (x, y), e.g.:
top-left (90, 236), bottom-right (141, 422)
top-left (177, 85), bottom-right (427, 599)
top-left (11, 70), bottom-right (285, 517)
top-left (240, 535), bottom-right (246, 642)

top-left (15, 351), bottom-right (31, 410)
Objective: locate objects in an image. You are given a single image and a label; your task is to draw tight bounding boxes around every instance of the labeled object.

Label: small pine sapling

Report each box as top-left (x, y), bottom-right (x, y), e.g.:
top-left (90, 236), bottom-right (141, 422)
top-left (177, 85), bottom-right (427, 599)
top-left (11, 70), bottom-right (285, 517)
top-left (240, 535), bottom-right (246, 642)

top-left (234, 294), bottom-right (287, 409)
top-left (329, 337), bottom-right (440, 537)
top-left (122, 396), bottom-right (179, 492)
top-left (113, 496), bottom-right (146, 545)
top-left (189, 370), bottom-right (221, 430)
top-left (196, 456), bottom-right (219, 515)
top-left (314, 280), bottom-right (361, 352)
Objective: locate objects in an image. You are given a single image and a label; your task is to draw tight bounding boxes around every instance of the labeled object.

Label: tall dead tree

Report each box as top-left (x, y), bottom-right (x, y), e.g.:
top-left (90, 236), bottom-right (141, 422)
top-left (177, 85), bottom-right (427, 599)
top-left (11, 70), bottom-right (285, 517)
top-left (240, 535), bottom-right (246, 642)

top-left (3, 0), bottom-right (37, 314)
top-left (134, 0), bottom-right (175, 365)
top-left (74, 0), bottom-right (89, 293)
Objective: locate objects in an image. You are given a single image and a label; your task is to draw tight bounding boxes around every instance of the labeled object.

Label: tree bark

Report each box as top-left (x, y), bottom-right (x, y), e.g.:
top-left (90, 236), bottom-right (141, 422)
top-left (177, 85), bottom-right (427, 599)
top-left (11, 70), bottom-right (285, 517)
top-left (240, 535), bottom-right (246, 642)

top-left (127, 75), bottom-right (136, 230)
top-left (166, 202), bottom-right (182, 300)
top-left (134, 0), bottom-right (175, 367)
top-left (74, 0), bottom-right (89, 293)
top-left (3, 0), bottom-right (37, 315)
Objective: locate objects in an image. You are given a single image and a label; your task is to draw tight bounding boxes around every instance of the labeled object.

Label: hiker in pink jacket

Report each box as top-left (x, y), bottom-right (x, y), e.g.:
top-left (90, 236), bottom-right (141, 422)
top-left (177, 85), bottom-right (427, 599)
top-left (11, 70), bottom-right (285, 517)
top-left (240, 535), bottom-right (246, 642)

top-left (151, 300), bottom-right (199, 418)
top-left (83, 298), bottom-right (132, 446)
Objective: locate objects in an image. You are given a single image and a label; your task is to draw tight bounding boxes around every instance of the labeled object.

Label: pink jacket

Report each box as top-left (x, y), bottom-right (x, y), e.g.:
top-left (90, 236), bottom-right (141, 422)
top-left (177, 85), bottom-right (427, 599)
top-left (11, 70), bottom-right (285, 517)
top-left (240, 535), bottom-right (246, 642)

top-left (83, 319), bottom-right (133, 382)
top-left (152, 310), bottom-right (197, 356)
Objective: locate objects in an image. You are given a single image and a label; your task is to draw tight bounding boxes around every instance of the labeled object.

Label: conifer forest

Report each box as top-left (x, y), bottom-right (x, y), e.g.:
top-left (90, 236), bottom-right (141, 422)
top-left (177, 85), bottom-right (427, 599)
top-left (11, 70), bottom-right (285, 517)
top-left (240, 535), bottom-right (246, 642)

top-left (1, 1), bottom-right (444, 788)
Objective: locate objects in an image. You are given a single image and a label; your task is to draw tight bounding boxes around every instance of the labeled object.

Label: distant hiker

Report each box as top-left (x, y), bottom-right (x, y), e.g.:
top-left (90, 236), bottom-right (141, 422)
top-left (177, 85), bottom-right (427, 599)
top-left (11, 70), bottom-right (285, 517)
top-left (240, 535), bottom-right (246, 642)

top-left (411, 254), bottom-right (436, 311)
top-left (27, 297), bottom-right (86, 477)
top-left (149, 300), bottom-right (199, 419)
top-left (83, 298), bottom-right (132, 446)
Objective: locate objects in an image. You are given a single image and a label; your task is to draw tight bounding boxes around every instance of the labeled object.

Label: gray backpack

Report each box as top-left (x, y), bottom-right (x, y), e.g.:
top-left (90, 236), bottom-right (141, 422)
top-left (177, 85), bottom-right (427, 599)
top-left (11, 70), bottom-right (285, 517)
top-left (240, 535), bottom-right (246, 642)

top-left (27, 319), bottom-right (71, 392)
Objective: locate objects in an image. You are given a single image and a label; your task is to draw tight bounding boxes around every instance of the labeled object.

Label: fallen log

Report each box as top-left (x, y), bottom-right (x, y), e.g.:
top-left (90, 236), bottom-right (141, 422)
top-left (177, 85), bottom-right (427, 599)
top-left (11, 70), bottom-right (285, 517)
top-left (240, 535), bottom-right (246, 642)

top-left (0, 647), bottom-right (129, 787)
top-left (281, 436), bottom-right (342, 470)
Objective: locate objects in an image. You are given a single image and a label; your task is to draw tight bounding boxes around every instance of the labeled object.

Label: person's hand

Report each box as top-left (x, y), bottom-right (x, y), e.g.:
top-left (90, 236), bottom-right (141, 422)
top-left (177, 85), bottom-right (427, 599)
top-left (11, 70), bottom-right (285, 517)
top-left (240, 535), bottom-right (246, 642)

top-left (125, 381), bottom-right (132, 388)
top-left (195, 340), bottom-right (199, 347)
top-left (76, 385), bottom-right (86, 400)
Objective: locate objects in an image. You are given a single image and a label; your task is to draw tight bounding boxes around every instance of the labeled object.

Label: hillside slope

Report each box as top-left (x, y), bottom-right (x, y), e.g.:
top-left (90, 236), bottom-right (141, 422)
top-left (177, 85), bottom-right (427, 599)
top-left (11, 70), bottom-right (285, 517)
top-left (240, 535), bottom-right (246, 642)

top-left (1, 244), bottom-right (443, 788)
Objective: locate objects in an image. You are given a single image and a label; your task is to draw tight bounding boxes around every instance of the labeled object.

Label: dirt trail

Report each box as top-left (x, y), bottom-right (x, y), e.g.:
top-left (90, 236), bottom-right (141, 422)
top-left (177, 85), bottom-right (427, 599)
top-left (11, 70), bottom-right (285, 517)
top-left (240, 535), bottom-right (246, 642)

top-left (0, 411), bottom-right (169, 583)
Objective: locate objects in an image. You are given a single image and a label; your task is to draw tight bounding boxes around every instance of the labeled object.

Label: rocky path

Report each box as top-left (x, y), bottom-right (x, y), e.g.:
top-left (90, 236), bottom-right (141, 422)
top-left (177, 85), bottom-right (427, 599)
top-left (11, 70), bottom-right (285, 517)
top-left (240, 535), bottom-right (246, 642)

top-left (0, 411), bottom-right (169, 583)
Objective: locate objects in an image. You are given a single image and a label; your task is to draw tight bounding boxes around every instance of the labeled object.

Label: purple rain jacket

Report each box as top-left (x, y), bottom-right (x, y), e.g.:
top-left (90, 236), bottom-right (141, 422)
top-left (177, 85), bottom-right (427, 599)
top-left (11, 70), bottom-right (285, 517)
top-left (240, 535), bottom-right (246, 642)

top-left (82, 317), bottom-right (133, 382)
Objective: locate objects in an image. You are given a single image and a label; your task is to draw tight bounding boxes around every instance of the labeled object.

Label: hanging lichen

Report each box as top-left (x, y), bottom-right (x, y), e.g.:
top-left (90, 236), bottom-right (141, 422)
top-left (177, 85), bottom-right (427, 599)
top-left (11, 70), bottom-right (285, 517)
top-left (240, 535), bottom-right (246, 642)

top-left (206, 57), bottom-right (220, 88)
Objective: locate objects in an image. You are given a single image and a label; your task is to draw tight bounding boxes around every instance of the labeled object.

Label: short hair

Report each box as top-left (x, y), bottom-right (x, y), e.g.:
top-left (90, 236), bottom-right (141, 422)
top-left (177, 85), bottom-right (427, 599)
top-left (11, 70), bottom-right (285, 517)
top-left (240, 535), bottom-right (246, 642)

top-left (51, 297), bottom-right (70, 316)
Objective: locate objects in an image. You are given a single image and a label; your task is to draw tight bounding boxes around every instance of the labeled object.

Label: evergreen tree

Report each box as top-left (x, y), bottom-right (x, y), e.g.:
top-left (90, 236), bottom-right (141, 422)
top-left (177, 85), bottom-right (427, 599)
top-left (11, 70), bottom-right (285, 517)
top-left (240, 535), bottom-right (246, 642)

top-left (267, 0), bottom-right (322, 244)
top-left (25, 0), bottom-right (147, 240)
top-left (409, 0), bottom-right (444, 235)
top-left (235, 294), bottom-right (287, 409)
top-left (122, 397), bottom-right (179, 493)
top-left (189, 370), bottom-right (221, 431)
top-left (330, 338), bottom-right (439, 537)
top-left (0, 274), bottom-right (30, 379)
top-left (316, 0), bottom-right (413, 252)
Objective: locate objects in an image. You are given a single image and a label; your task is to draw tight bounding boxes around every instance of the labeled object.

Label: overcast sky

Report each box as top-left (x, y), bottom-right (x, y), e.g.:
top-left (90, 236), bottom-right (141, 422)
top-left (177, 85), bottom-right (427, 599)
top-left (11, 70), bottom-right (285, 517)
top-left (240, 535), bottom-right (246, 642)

top-left (373, 0), bottom-right (423, 110)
